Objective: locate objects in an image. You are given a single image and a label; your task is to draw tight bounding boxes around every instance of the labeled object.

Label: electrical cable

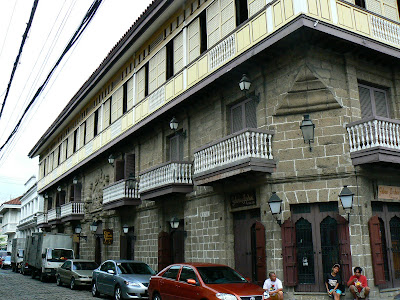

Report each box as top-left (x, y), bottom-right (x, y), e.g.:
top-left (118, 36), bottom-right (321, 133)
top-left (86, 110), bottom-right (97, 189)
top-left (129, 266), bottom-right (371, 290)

top-left (0, 0), bottom-right (103, 156)
top-left (0, 0), bottom-right (39, 119)
top-left (0, 0), bottom-right (18, 65)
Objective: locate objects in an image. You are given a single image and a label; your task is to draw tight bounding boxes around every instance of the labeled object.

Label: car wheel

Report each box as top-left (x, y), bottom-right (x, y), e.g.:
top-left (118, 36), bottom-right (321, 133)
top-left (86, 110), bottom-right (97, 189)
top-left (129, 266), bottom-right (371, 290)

top-left (70, 277), bottom-right (76, 290)
top-left (40, 272), bottom-right (46, 282)
top-left (56, 275), bottom-right (62, 286)
top-left (92, 282), bottom-right (100, 297)
top-left (114, 285), bottom-right (122, 300)
top-left (31, 270), bottom-right (36, 279)
top-left (153, 293), bottom-right (162, 300)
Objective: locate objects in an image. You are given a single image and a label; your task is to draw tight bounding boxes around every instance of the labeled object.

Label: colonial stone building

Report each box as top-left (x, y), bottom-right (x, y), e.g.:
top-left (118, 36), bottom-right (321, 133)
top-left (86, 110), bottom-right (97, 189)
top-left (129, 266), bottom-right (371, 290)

top-left (29, 0), bottom-right (400, 298)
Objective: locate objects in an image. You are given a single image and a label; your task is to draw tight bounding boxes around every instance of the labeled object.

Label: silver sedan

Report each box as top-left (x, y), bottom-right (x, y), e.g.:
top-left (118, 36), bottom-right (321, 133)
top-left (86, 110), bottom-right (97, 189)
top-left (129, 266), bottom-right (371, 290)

top-left (56, 259), bottom-right (98, 289)
top-left (91, 260), bottom-right (155, 300)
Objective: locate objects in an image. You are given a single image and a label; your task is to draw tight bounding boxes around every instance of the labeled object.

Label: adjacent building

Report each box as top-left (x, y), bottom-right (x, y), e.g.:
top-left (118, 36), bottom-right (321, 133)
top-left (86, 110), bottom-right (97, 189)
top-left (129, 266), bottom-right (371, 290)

top-left (0, 198), bottom-right (21, 252)
top-left (28, 0), bottom-right (400, 298)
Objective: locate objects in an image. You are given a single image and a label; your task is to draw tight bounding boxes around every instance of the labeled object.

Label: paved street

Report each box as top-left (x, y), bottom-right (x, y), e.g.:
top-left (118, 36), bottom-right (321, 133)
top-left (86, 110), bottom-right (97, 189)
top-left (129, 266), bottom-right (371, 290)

top-left (0, 268), bottom-right (107, 300)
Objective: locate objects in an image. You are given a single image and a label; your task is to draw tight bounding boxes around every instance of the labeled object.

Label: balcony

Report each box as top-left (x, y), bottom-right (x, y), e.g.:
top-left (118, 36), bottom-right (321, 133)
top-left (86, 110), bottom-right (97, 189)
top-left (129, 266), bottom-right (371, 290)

top-left (60, 202), bottom-right (84, 222)
top-left (139, 162), bottom-right (193, 201)
top-left (17, 215), bottom-right (37, 230)
top-left (102, 179), bottom-right (141, 210)
top-left (47, 207), bottom-right (61, 225)
top-left (2, 223), bottom-right (17, 235)
top-left (347, 117), bottom-right (400, 165)
top-left (193, 129), bottom-right (275, 186)
top-left (36, 213), bottom-right (49, 228)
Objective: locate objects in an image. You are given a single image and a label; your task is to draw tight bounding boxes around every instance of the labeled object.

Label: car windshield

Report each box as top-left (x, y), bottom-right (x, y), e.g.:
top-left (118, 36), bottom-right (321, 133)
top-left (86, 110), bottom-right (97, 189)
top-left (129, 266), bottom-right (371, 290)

top-left (48, 249), bottom-right (74, 262)
top-left (73, 262), bottom-right (98, 270)
top-left (4, 256), bottom-right (11, 262)
top-left (117, 262), bottom-right (155, 275)
top-left (197, 266), bottom-right (247, 284)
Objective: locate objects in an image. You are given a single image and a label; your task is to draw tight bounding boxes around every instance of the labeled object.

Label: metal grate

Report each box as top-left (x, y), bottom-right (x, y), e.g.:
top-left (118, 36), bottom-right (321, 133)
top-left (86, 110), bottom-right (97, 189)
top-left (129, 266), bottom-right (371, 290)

top-left (319, 202), bottom-right (338, 212)
top-left (296, 218), bottom-right (315, 284)
top-left (390, 217), bottom-right (400, 279)
top-left (320, 217), bottom-right (339, 278)
top-left (240, 296), bottom-right (263, 300)
top-left (292, 205), bottom-right (311, 214)
top-left (380, 218), bottom-right (391, 281)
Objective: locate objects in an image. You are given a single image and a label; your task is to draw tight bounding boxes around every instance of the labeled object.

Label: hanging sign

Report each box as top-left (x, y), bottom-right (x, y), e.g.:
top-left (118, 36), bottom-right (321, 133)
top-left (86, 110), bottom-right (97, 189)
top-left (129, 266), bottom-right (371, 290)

top-left (231, 191), bottom-right (256, 208)
top-left (103, 229), bottom-right (113, 245)
top-left (378, 185), bottom-right (400, 200)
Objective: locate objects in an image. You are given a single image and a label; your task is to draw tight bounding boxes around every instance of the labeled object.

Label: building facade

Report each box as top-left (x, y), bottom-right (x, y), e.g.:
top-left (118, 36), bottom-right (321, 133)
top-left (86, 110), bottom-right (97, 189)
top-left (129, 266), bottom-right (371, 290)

top-left (29, 0), bottom-right (400, 298)
top-left (17, 176), bottom-right (43, 239)
top-left (0, 198), bottom-right (21, 252)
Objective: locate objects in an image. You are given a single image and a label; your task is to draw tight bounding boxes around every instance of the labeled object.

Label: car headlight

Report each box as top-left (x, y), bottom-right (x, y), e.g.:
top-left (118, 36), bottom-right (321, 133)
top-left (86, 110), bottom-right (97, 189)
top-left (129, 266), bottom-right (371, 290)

top-left (216, 293), bottom-right (237, 300)
top-left (124, 280), bottom-right (141, 287)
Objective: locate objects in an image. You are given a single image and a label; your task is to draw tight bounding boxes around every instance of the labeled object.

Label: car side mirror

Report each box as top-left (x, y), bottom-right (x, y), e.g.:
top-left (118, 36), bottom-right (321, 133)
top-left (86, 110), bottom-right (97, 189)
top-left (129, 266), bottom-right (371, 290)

top-left (187, 279), bottom-right (198, 285)
top-left (107, 269), bottom-right (115, 275)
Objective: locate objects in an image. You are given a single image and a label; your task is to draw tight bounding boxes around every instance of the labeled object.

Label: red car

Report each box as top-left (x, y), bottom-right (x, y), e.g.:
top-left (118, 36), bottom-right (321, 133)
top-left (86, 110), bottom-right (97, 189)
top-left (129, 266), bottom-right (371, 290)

top-left (148, 263), bottom-right (266, 300)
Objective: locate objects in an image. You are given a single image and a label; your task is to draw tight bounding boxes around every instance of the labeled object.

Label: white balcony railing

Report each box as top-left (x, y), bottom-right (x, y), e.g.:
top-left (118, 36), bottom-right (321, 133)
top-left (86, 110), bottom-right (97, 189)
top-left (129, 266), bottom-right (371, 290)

top-left (18, 215), bottom-right (37, 226)
top-left (139, 162), bottom-right (193, 194)
top-left (36, 213), bottom-right (48, 225)
top-left (194, 129), bottom-right (274, 175)
top-left (2, 223), bottom-right (17, 234)
top-left (371, 15), bottom-right (400, 47)
top-left (209, 34), bottom-right (236, 70)
top-left (103, 179), bottom-right (139, 205)
top-left (60, 202), bottom-right (84, 218)
top-left (48, 207), bottom-right (61, 221)
top-left (347, 117), bottom-right (400, 152)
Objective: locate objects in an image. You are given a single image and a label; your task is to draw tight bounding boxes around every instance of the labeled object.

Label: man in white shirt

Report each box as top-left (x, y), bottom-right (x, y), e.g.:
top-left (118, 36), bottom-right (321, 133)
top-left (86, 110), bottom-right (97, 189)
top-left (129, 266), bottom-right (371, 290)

top-left (263, 272), bottom-right (284, 300)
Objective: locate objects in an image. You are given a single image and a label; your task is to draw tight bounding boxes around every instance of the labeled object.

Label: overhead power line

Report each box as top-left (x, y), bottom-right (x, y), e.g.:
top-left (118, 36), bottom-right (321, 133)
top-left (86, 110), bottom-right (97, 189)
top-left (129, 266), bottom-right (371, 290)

top-left (0, 0), bottom-right (103, 156)
top-left (0, 0), bottom-right (39, 119)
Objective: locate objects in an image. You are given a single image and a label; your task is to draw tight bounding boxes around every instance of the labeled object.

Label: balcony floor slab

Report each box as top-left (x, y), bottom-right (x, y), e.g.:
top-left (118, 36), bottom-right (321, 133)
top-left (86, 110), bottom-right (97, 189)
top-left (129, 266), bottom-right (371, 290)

top-left (103, 198), bottom-right (141, 211)
top-left (140, 184), bottom-right (193, 201)
top-left (350, 147), bottom-right (400, 166)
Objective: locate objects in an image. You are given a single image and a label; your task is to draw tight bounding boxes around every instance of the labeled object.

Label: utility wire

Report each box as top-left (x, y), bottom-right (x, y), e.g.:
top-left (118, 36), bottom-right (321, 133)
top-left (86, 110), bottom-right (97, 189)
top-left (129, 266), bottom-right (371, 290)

top-left (0, 0), bottom-right (103, 156)
top-left (0, 0), bottom-right (18, 64)
top-left (0, 0), bottom-right (39, 119)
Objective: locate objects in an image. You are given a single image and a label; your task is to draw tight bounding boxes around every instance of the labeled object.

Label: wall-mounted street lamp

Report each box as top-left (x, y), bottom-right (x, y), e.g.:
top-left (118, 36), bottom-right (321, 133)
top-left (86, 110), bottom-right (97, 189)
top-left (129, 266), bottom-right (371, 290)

top-left (74, 224), bottom-right (87, 241)
top-left (268, 192), bottom-right (283, 226)
top-left (57, 186), bottom-right (62, 192)
top-left (239, 74), bottom-right (260, 102)
top-left (300, 114), bottom-right (315, 152)
top-left (122, 224), bottom-right (129, 234)
top-left (44, 193), bottom-right (49, 199)
top-left (108, 154), bottom-right (115, 166)
top-left (72, 176), bottom-right (79, 185)
top-left (170, 217), bottom-right (180, 229)
top-left (90, 221), bottom-right (104, 238)
top-left (127, 173), bottom-right (137, 190)
top-left (169, 117), bottom-right (186, 138)
top-left (339, 185), bottom-right (354, 222)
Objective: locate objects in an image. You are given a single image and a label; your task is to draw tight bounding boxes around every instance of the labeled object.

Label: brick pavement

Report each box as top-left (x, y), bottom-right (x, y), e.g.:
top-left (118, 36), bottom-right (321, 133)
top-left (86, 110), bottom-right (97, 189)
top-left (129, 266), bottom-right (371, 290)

top-left (0, 269), bottom-right (106, 300)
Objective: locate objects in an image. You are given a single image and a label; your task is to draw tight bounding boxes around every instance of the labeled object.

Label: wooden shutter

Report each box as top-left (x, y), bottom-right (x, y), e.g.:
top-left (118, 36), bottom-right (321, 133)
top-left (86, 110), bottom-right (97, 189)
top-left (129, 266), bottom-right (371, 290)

top-left (245, 99), bottom-right (257, 128)
top-left (369, 215), bottom-right (386, 285)
top-left (359, 85), bottom-right (373, 118)
top-left (74, 183), bottom-right (82, 202)
top-left (86, 113), bottom-right (94, 142)
top-left (79, 122), bottom-right (86, 147)
top-left (336, 215), bottom-right (352, 285)
top-left (281, 218), bottom-right (298, 286)
top-left (115, 159), bottom-right (125, 181)
top-left (170, 135), bottom-right (183, 161)
top-left (67, 134), bottom-right (74, 158)
top-left (136, 67), bottom-right (146, 101)
top-left (231, 104), bottom-right (243, 133)
top-left (120, 235), bottom-right (128, 259)
top-left (174, 31), bottom-right (184, 74)
top-left (374, 90), bottom-right (389, 118)
top-left (188, 18), bottom-right (200, 63)
top-left (112, 86), bottom-right (123, 123)
top-left (62, 140), bottom-right (68, 162)
top-left (255, 221), bottom-right (266, 286)
top-left (103, 98), bottom-right (111, 129)
top-left (53, 148), bottom-right (59, 168)
top-left (158, 231), bottom-right (171, 272)
top-left (157, 47), bottom-right (166, 88)
top-left (207, 0), bottom-right (221, 48)
top-left (382, 1), bottom-right (399, 22)
top-left (127, 77), bottom-right (134, 111)
top-left (124, 153), bottom-right (135, 179)
top-left (149, 53), bottom-right (158, 94)
top-left (172, 229), bottom-right (185, 263)
top-left (248, 0), bottom-right (265, 17)
top-left (365, 0), bottom-right (382, 15)
top-left (221, 0), bottom-right (235, 37)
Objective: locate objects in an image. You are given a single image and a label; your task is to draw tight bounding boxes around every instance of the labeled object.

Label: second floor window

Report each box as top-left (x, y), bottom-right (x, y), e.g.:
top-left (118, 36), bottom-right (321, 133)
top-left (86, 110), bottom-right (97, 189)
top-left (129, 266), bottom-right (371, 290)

top-left (358, 84), bottom-right (390, 118)
top-left (235, 0), bottom-right (248, 25)
top-left (231, 98), bottom-right (257, 133)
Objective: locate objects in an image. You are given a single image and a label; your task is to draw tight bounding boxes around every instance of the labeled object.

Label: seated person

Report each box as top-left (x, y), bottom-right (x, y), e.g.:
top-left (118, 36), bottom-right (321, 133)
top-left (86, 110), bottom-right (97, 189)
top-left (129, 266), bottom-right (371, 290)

top-left (347, 267), bottom-right (370, 300)
top-left (263, 272), bottom-right (283, 300)
top-left (325, 263), bottom-right (342, 299)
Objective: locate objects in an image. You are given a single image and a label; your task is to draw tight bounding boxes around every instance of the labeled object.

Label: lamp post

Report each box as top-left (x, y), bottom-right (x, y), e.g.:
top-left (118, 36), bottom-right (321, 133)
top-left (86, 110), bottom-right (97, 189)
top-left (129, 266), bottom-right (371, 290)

top-left (74, 224), bottom-right (87, 242)
top-left (268, 192), bottom-right (283, 226)
top-left (300, 114), bottom-right (315, 152)
top-left (339, 185), bottom-right (354, 222)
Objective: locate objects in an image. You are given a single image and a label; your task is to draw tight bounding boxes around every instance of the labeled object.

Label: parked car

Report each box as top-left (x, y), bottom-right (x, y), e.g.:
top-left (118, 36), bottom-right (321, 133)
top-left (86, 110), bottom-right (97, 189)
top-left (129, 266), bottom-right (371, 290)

top-left (91, 260), bottom-right (156, 300)
top-left (1, 255), bottom-right (12, 269)
top-left (148, 263), bottom-right (266, 300)
top-left (56, 259), bottom-right (98, 289)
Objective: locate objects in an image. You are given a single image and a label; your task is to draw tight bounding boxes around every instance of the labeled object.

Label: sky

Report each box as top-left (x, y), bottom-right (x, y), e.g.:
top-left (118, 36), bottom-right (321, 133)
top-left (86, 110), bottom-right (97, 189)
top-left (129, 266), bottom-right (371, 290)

top-left (0, 0), bottom-right (153, 202)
